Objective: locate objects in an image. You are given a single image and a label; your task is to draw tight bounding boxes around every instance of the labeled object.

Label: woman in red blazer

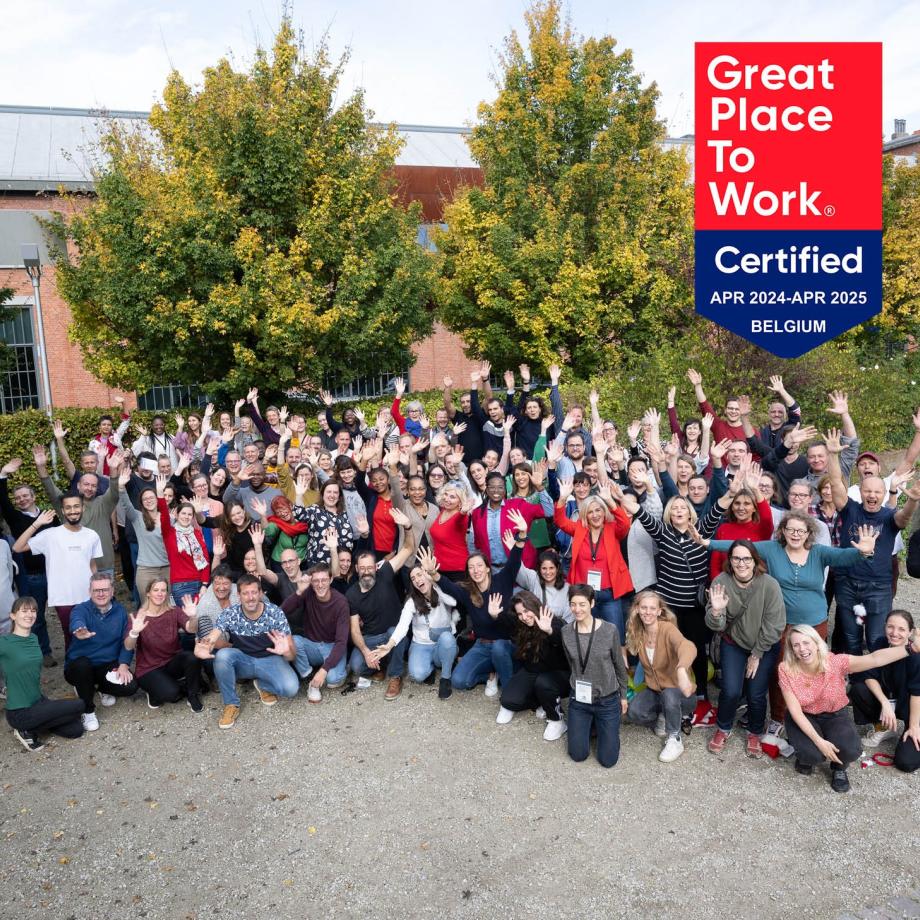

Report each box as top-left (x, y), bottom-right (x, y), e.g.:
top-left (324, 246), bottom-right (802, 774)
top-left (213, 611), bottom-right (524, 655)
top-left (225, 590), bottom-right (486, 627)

top-left (553, 482), bottom-right (633, 644)
top-left (470, 472), bottom-right (547, 570)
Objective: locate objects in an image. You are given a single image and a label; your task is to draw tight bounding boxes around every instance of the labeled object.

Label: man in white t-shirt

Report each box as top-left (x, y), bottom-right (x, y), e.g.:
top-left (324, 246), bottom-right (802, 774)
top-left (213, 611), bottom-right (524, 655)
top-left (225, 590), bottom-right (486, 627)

top-left (13, 495), bottom-right (103, 653)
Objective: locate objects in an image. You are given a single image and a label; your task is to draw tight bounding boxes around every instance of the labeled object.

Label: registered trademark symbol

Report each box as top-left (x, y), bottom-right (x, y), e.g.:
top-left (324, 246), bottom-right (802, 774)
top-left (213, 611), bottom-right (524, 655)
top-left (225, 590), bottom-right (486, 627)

top-left (824, 205), bottom-right (836, 216)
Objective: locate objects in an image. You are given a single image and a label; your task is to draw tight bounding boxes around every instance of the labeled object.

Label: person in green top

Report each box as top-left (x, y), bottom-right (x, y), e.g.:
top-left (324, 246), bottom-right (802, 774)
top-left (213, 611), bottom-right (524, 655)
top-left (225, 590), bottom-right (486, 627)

top-left (1, 597), bottom-right (85, 752)
top-left (506, 460), bottom-right (554, 549)
top-left (252, 494), bottom-right (310, 565)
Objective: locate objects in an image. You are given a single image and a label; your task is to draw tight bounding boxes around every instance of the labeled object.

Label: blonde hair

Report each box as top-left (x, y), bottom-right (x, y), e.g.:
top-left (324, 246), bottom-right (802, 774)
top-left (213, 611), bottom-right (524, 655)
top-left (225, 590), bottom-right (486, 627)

top-left (578, 495), bottom-right (612, 524)
top-left (625, 590), bottom-right (677, 655)
top-left (662, 496), bottom-right (698, 528)
top-left (436, 483), bottom-right (465, 508)
top-left (782, 624), bottom-right (830, 674)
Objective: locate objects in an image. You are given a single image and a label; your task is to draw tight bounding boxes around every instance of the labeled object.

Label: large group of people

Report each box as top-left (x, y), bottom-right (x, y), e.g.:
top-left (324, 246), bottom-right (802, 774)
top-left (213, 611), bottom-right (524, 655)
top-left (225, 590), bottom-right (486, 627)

top-left (1, 368), bottom-right (920, 793)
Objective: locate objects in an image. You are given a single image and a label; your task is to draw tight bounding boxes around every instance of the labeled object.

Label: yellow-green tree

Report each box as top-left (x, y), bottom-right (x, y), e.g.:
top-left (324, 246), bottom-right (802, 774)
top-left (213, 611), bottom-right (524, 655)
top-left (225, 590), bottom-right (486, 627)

top-left (435, 1), bottom-right (694, 376)
top-left (880, 154), bottom-right (920, 338)
top-left (50, 21), bottom-right (435, 398)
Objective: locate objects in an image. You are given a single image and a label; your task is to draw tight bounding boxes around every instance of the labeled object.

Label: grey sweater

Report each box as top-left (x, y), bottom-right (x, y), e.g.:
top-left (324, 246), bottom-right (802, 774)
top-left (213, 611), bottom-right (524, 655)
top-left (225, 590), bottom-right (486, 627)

top-left (704, 572), bottom-right (786, 657)
top-left (561, 618), bottom-right (629, 700)
top-left (118, 492), bottom-right (168, 568)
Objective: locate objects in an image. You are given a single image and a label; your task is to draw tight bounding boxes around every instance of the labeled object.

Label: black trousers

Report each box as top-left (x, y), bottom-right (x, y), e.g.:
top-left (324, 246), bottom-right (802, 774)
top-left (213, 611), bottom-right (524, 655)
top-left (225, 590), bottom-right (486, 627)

top-left (672, 604), bottom-right (709, 695)
top-left (500, 668), bottom-right (570, 720)
top-left (63, 657), bottom-right (138, 714)
top-left (136, 651), bottom-right (202, 704)
top-left (784, 707), bottom-right (861, 768)
top-left (6, 697), bottom-right (85, 738)
top-left (848, 682), bottom-right (920, 773)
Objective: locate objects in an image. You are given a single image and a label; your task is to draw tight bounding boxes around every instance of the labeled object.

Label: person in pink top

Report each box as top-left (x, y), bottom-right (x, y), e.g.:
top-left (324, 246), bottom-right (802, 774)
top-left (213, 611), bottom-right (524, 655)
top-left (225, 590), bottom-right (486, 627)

top-left (779, 623), bottom-right (920, 793)
top-left (123, 579), bottom-right (204, 712)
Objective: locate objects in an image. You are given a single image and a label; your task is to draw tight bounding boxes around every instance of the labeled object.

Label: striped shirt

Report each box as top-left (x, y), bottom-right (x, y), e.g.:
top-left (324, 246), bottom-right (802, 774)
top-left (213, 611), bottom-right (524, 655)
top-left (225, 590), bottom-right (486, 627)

top-left (634, 504), bottom-right (724, 609)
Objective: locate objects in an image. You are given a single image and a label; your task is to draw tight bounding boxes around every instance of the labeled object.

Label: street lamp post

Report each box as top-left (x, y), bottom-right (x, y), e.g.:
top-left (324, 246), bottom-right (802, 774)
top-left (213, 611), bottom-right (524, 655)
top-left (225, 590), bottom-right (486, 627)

top-left (21, 244), bottom-right (53, 416)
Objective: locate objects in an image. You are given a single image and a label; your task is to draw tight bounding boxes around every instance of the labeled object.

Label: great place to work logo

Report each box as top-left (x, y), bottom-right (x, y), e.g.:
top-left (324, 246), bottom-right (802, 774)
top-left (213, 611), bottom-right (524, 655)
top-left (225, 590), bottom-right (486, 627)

top-left (694, 43), bottom-right (882, 358)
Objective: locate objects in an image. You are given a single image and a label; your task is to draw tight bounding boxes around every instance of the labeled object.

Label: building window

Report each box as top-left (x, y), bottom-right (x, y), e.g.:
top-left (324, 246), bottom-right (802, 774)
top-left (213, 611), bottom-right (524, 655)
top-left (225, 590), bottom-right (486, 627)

top-left (136, 384), bottom-right (206, 412)
top-left (320, 370), bottom-right (409, 401)
top-left (0, 304), bottom-right (40, 412)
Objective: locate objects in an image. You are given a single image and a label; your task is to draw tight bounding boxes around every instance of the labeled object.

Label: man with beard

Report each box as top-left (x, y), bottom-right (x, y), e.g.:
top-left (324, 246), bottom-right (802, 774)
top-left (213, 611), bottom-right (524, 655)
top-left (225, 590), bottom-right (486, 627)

top-left (346, 507), bottom-right (415, 701)
top-left (13, 495), bottom-right (103, 654)
top-left (223, 461), bottom-right (281, 523)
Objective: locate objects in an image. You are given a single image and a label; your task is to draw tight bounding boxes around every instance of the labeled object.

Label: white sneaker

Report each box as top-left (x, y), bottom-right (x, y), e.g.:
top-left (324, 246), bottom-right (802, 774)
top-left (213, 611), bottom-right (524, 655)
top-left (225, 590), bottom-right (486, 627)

top-left (356, 677), bottom-right (372, 690)
top-left (659, 735), bottom-right (685, 763)
top-left (307, 685), bottom-right (322, 704)
top-left (98, 693), bottom-right (116, 707)
top-left (484, 676), bottom-right (499, 698)
top-left (864, 723), bottom-right (901, 748)
top-left (543, 719), bottom-right (567, 742)
top-left (535, 706), bottom-right (547, 720)
top-left (496, 706), bottom-right (515, 725)
top-left (654, 714), bottom-right (667, 738)
top-left (767, 719), bottom-right (784, 738)
top-left (82, 712), bottom-right (99, 732)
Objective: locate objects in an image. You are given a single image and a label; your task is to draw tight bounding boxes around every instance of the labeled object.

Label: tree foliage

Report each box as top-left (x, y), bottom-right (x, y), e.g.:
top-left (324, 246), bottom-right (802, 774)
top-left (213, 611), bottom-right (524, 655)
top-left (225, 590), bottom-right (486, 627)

top-left (878, 155), bottom-right (920, 339)
top-left (434, 0), bottom-right (694, 376)
top-left (49, 20), bottom-right (435, 400)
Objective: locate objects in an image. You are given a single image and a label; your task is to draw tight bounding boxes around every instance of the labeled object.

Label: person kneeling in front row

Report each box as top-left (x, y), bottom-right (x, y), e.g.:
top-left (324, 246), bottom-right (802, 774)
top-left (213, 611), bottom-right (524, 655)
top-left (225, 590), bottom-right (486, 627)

top-left (779, 623), bottom-right (920, 792)
top-left (62, 573), bottom-right (137, 732)
top-left (562, 584), bottom-right (629, 768)
top-left (195, 573), bottom-right (299, 729)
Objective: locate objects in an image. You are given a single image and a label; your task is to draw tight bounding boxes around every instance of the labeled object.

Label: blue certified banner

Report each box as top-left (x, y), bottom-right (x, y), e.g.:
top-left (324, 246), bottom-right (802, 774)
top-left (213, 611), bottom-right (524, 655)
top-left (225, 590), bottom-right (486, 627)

top-left (695, 230), bottom-right (882, 358)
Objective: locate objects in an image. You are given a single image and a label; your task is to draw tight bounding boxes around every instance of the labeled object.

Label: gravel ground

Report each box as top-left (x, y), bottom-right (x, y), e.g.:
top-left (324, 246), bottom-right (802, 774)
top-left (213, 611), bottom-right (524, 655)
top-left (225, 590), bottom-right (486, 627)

top-left (3, 575), bottom-right (920, 920)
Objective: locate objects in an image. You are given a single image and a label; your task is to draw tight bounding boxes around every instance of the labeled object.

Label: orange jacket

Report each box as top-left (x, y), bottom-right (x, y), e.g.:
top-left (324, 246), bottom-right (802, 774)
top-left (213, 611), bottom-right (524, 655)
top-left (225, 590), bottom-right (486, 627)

top-left (554, 503), bottom-right (634, 598)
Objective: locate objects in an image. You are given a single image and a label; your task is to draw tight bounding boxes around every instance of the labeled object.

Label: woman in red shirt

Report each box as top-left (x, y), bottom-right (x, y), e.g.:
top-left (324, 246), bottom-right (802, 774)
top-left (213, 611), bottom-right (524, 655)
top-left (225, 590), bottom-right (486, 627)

top-left (428, 483), bottom-right (472, 582)
top-left (553, 482), bottom-right (633, 644)
top-left (709, 463), bottom-right (774, 580)
top-left (123, 579), bottom-right (204, 711)
top-left (779, 623), bottom-right (920, 792)
top-left (157, 475), bottom-right (210, 605)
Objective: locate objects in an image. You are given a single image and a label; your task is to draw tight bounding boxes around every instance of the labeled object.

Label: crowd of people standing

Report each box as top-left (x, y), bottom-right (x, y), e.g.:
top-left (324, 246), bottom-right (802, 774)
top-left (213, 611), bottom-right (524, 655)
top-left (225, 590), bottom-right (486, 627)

top-left (1, 367), bottom-right (919, 794)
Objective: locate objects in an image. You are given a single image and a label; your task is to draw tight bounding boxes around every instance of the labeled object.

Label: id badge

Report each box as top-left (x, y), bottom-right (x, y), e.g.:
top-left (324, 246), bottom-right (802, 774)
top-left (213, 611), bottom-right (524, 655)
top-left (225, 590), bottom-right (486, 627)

top-left (575, 680), bottom-right (593, 704)
top-left (586, 569), bottom-right (602, 590)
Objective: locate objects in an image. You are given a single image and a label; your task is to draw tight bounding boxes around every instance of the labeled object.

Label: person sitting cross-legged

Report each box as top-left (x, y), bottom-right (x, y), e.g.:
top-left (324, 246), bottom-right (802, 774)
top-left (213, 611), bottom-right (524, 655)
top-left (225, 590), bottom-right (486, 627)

top-left (194, 573), bottom-right (299, 729)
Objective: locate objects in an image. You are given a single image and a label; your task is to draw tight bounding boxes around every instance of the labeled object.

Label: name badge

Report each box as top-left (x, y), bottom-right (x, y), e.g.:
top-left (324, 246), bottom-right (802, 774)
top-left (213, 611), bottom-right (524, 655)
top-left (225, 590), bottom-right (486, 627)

top-left (586, 569), bottom-right (602, 590)
top-left (575, 679), bottom-right (593, 704)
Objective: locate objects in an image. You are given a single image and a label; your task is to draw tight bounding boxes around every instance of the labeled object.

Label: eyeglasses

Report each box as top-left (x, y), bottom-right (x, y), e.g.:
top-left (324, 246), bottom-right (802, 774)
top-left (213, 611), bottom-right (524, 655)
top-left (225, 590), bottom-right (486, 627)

top-left (785, 528), bottom-right (808, 536)
top-left (730, 556), bottom-right (754, 565)
top-left (429, 472), bottom-right (445, 479)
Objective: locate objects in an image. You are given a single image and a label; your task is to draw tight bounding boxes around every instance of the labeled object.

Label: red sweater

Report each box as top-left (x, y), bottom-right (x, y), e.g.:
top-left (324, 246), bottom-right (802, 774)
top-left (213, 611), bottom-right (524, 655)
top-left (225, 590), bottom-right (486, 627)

top-left (429, 510), bottom-right (470, 572)
top-left (709, 499), bottom-right (775, 580)
top-left (159, 499), bottom-right (210, 586)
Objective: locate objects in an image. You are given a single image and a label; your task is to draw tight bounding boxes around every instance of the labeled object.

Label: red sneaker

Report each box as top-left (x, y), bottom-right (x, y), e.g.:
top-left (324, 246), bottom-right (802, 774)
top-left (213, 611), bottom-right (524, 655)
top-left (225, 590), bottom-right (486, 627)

top-left (746, 733), bottom-right (764, 759)
top-left (708, 728), bottom-right (731, 754)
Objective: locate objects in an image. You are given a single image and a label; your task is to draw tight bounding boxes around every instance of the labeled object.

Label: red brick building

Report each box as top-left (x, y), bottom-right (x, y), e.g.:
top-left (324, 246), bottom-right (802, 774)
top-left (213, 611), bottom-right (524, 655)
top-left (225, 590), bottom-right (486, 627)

top-left (0, 105), bottom-right (492, 410)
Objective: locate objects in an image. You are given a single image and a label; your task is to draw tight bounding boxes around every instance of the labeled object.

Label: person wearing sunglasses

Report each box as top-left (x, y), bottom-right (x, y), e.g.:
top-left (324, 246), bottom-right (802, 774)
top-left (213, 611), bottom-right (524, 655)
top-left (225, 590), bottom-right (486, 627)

top-left (705, 540), bottom-right (785, 757)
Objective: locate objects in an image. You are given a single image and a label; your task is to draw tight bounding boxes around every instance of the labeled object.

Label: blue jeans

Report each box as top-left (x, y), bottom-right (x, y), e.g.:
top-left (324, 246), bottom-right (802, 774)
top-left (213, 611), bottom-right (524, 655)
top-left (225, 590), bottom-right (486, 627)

top-left (593, 590), bottom-right (625, 644)
top-left (348, 627), bottom-right (408, 679)
top-left (451, 638), bottom-right (514, 690)
top-left (408, 629), bottom-right (458, 681)
top-left (628, 687), bottom-right (695, 738)
top-left (716, 638), bottom-right (780, 734)
top-left (213, 648), bottom-right (299, 706)
top-left (567, 692), bottom-right (622, 768)
top-left (293, 636), bottom-right (348, 686)
top-left (171, 580), bottom-right (203, 605)
top-left (834, 576), bottom-right (891, 655)
top-left (18, 571), bottom-right (51, 655)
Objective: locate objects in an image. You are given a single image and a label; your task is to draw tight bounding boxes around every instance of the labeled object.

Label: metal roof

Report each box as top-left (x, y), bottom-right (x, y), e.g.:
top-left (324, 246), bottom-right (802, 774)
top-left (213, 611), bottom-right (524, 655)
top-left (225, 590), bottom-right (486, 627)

top-left (0, 104), bottom-right (476, 189)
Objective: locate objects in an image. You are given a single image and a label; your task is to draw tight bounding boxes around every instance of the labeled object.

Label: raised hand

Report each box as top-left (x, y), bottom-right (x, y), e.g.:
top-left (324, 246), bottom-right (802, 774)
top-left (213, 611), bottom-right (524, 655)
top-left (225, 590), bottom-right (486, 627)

top-left (827, 390), bottom-right (849, 416)
top-left (487, 593), bottom-right (503, 619)
top-left (323, 526), bottom-right (339, 552)
top-left (541, 414), bottom-right (556, 433)
top-left (549, 364), bottom-right (561, 386)
top-left (589, 389), bottom-right (599, 406)
top-left (251, 496), bottom-right (268, 519)
top-left (265, 630), bottom-right (292, 657)
top-left (667, 385), bottom-right (677, 406)
top-left (519, 364), bottom-right (531, 384)
top-left (503, 369), bottom-right (515, 390)
top-left (853, 524), bottom-right (880, 556)
top-left (479, 361), bottom-right (491, 381)
top-left (1, 457), bottom-right (22, 476)
top-left (415, 545), bottom-right (439, 577)
top-left (443, 375), bottom-right (453, 389)
top-left (32, 444), bottom-right (48, 468)
top-left (319, 389), bottom-right (333, 407)
top-left (737, 395), bottom-right (751, 416)
top-left (355, 514), bottom-right (370, 537)
top-left (190, 495), bottom-right (209, 515)
top-left (249, 523), bottom-right (264, 546)
top-left (530, 459), bottom-right (547, 489)
top-left (246, 387), bottom-right (258, 403)
top-left (710, 438), bottom-right (731, 461)
top-left (545, 440), bottom-right (564, 465)
top-left (52, 419), bottom-right (69, 440)
top-left (394, 377), bottom-right (406, 398)
top-left (34, 509), bottom-right (56, 528)
top-left (129, 611), bottom-right (148, 635)
top-left (823, 427), bottom-right (842, 455)
top-left (174, 413), bottom-right (185, 432)
top-left (686, 368), bottom-right (703, 387)
top-left (154, 473), bottom-right (169, 497)
top-left (767, 375), bottom-right (786, 394)
top-left (507, 507), bottom-right (528, 533)
top-left (211, 532), bottom-right (226, 558)
top-left (501, 528), bottom-right (516, 553)
top-left (452, 421), bottom-right (468, 436)
top-left (558, 477), bottom-right (574, 502)
top-left (118, 466), bottom-right (132, 487)
top-left (181, 594), bottom-right (198, 619)
top-left (279, 406), bottom-right (289, 424)
top-left (234, 398), bottom-right (245, 414)
top-left (537, 606), bottom-right (553, 634)
top-left (389, 507), bottom-right (410, 528)
top-left (134, 423), bottom-right (148, 437)
top-left (627, 419), bottom-right (642, 443)
top-left (73, 625), bottom-right (96, 641)
top-left (709, 582), bottom-right (728, 613)
top-left (701, 412), bottom-right (714, 432)
top-left (194, 640), bottom-right (216, 660)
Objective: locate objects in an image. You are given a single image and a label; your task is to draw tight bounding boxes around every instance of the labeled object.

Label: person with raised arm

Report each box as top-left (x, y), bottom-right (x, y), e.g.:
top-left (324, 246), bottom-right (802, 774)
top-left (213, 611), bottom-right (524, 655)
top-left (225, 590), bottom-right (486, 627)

top-left (117, 466), bottom-right (169, 601)
top-left (443, 373), bottom-right (484, 462)
top-left (779, 622), bottom-right (920, 792)
top-left (824, 428), bottom-right (920, 655)
top-left (705, 541), bottom-right (785, 757)
top-left (548, 364), bottom-right (593, 456)
top-left (156, 474), bottom-right (210, 604)
top-left (124, 582), bottom-right (203, 712)
top-left (686, 368), bottom-right (747, 446)
top-left (346, 508), bottom-right (416, 701)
